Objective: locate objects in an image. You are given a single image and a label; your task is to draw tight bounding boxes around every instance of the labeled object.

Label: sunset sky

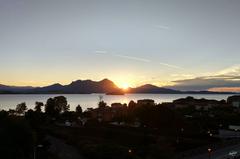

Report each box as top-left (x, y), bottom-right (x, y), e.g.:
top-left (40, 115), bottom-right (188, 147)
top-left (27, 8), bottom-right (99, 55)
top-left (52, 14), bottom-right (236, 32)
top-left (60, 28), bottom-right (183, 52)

top-left (1, 0), bottom-right (240, 91)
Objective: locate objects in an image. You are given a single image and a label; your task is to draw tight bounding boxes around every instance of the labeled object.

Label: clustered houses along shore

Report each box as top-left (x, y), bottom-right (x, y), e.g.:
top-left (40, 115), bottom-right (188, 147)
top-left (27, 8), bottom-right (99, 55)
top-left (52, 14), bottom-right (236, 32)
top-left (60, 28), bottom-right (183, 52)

top-left (2, 95), bottom-right (240, 159)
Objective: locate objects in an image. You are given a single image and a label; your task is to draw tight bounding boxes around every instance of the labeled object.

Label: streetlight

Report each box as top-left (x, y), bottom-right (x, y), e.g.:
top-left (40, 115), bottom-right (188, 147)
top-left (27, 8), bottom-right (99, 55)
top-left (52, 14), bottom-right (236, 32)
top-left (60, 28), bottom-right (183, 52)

top-left (128, 149), bottom-right (132, 153)
top-left (181, 128), bottom-right (184, 133)
top-left (208, 148), bottom-right (212, 159)
top-left (34, 145), bottom-right (43, 159)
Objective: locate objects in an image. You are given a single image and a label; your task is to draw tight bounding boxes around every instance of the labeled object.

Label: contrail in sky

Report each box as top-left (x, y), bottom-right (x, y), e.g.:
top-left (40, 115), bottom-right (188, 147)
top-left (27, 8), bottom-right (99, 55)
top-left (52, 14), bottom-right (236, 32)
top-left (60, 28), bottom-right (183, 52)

top-left (114, 54), bottom-right (151, 63)
top-left (95, 50), bottom-right (183, 70)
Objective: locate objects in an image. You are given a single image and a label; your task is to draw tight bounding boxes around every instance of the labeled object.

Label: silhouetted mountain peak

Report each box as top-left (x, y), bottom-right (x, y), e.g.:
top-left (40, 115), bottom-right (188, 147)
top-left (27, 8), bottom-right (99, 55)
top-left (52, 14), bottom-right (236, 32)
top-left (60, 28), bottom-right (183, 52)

top-left (32, 83), bottom-right (64, 93)
top-left (70, 79), bottom-right (99, 84)
top-left (70, 80), bottom-right (82, 85)
top-left (1, 78), bottom-right (232, 94)
top-left (139, 84), bottom-right (159, 89)
top-left (128, 83), bottom-right (180, 94)
top-left (47, 83), bottom-right (63, 88)
top-left (100, 78), bottom-right (113, 83)
top-left (0, 84), bottom-right (6, 87)
top-left (51, 83), bottom-right (63, 86)
top-left (56, 79), bottom-right (119, 94)
top-left (0, 84), bottom-right (33, 92)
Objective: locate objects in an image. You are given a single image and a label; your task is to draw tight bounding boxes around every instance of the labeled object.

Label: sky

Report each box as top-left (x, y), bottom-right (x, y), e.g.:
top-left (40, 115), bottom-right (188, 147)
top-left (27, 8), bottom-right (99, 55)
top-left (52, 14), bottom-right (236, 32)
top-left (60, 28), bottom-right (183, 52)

top-left (1, 0), bottom-right (240, 91)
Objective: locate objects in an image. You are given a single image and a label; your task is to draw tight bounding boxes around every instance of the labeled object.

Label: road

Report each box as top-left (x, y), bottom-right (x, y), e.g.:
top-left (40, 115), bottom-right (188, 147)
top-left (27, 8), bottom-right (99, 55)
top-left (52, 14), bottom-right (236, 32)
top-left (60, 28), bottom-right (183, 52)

top-left (189, 144), bottom-right (240, 159)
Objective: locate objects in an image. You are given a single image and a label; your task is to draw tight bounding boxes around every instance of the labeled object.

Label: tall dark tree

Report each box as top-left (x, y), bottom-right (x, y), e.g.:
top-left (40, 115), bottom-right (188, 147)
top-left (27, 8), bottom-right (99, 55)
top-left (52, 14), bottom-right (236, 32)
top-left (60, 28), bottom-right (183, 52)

top-left (45, 96), bottom-right (69, 117)
top-left (54, 96), bottom-right (68, 113)
top-left (128, 100), bottom-right (137, 109)
top-left (34, 101), bottom-right (44, 113)
top-left (98, 95), bottom-right (107, 108)
top-left (45, 98), bottom-right (57, 117)
top-left (16, 102), bottom-right (27, 115)
top-left (76, 105), bottom-right (83, 115)
top-left (98, 101), bottom-right (107, 108)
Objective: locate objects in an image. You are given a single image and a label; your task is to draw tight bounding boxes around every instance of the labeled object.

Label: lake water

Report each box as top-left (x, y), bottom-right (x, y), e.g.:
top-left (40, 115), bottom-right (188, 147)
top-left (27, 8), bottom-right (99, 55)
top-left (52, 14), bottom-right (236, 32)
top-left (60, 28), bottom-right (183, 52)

top-left (0, 94), bottom-right (236, 111)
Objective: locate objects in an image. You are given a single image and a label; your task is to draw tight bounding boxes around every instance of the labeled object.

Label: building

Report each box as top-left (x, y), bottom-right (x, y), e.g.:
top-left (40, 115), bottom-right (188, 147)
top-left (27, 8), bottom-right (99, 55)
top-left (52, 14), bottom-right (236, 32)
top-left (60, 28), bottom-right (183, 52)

top-left (173, 96), bottom-right (224, 110)
top-left (111, 103), bottom-right (127, 115)
top-left (111, 103), bottom-right (124, 109)
top-left (227, 95), bottom-right (240, 108)
top-left (86, 106), bottom-right (113, 122)
top-left (229, 125), bottom-right (240, 131)
top-left (137, 99), bottom-right (155, 106)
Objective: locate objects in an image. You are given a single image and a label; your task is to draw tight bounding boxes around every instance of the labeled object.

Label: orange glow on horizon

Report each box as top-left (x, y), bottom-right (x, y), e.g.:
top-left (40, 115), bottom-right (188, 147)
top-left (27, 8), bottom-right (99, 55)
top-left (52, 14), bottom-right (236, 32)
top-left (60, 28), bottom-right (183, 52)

top-left (119, 83), bottom-right (130, 90)
top-left (208, 87), bottom-right (240, 92)
top-left (2, 76), bottom-right (173, 89)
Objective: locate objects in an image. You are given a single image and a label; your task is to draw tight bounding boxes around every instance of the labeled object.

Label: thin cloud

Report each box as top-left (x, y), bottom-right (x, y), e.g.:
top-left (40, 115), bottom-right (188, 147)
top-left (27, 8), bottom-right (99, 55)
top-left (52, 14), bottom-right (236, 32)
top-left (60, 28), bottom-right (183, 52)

top-left (95, 50), bottom-right (108, 54)
top-left (216, 65), bottom-right (240, 76)
top-left (169, 76), bottom-right (240, 91)
top-left (171, 74), bottom-right (194, 78)
top-left (94, 50), bottom-right (182, 70)
top-left (95, 51), bottom-right (149, 62)
top-left (154, 25), bottom-right (170, 30)
top-left (159, 62), bottom-right (184, 70)
top-left (114, 54), bottom-right (150, 63)
top-left (167, 65), bottom-right (240, 91)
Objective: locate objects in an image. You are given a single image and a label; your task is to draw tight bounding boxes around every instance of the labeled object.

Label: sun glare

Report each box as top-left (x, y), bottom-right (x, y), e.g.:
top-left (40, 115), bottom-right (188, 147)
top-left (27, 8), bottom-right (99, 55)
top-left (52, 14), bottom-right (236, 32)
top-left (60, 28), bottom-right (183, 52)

top-left (120, 83), bottom-right (130, 90)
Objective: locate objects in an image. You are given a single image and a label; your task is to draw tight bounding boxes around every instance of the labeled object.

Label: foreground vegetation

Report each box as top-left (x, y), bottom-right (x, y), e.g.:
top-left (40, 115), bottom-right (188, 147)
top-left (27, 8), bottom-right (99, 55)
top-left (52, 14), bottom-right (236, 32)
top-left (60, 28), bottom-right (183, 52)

top-left (1, 95), bottom-right (240, 159)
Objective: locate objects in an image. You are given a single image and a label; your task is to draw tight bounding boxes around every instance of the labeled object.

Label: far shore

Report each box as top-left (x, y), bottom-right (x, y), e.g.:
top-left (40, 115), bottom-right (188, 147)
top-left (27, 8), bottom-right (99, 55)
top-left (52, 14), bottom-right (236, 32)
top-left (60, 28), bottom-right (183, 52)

top-left (0, 92), bottom-right (238, 95)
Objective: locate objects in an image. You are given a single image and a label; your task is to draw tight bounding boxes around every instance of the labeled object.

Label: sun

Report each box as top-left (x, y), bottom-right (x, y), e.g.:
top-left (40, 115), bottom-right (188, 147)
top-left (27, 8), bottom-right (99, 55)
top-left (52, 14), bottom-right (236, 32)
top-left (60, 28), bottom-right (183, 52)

top-left (120, 83), bottom-right (130, 90)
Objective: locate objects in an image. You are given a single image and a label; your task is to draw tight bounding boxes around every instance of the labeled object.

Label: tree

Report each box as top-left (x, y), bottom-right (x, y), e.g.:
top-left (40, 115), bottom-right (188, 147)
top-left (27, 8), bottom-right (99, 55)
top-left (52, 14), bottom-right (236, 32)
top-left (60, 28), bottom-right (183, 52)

top-left (63, 104), bottom-right (70, 112)
top-left (0, 110), bottom-right (8, 120)
top-left (8, 109), bottom-right (16, 116)
top-left (45, 98), bottom-right (56, 117)
top-left (98, 95), bottom-right (107, 108)
top-left (45, 96), bottom-right (69, 117)
top-left (16, 102), bottom-right (27, 115)
top-left (76, 105), bottom-right (82, 115)
top-left (98, 101), bottom-right (107, 108)
top-left (128, 100), bottom-right (137, 110)
top-left (54, 96), bottom-right (69, 113)
top-left (34, 102), bottom-right (44, 113)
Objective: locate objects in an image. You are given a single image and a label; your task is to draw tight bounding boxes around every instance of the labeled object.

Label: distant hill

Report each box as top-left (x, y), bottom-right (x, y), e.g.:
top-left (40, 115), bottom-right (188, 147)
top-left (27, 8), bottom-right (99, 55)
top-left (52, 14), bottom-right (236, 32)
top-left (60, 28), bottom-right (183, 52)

top-left (32, 83), bottom-right (65, 93)
top-left (128, 84), bottom-right (181, 94)
top-left (0, 84), bottom-right (33, 92)
top-left (0, 79), bottom-right (237, 94)
top-left (29, 79), bottom-right (121, 94)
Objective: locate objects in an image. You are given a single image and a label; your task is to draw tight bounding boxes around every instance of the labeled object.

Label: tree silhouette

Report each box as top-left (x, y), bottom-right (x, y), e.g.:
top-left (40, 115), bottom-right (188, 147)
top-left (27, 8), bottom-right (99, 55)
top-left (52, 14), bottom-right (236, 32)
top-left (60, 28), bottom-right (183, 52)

top-left (98, 101), bottom-right (107, 108)
top-left (16, 102), bottom-right (27, 115)
top-left (45, 98), bottom-right (56, 117)
top-left (45, 96), bottom-right (69, 117)
top-left (128, 100), bottom-right (137, 110)
top-left (76, 105), bottom-right (83, 115)
top-left (34, 102), bottom-right (44, 113)
top-left (54, 96), bottom-right (69, 113)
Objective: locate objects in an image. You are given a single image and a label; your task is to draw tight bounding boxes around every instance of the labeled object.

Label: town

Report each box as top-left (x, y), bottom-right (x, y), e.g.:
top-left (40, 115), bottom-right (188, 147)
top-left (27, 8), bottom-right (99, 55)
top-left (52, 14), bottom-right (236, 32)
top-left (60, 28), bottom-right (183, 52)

top-left (1, 95), bottom-right (240, 159)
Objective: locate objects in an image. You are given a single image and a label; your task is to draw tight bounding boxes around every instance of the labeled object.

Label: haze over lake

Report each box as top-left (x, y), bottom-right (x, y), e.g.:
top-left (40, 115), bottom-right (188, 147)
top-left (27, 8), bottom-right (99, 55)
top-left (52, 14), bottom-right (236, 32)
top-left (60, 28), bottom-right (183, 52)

top-left (0, 94), bottom-right (236, 111)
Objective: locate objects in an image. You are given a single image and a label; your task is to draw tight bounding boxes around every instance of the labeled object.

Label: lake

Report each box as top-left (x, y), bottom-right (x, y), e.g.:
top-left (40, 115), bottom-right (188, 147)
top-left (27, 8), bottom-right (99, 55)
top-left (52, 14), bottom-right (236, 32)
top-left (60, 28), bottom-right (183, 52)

top-left (0, 94), bottom-right (236, 111)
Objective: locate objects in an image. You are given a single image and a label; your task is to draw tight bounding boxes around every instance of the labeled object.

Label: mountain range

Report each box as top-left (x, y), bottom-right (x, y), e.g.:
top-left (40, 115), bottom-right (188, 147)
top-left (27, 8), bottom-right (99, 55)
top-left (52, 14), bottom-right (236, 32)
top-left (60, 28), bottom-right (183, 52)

top-left (0, 79), bottom-right (236, 94)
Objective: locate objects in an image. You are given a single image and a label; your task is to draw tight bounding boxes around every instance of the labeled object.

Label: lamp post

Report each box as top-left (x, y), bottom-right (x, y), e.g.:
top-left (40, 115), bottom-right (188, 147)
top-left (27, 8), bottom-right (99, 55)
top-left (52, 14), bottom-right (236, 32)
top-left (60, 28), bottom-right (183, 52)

top-left (33, 145), bottom-right (43, 159)
top-left (128, 148), bottom-right (133, 157)
top-left (128, 149), bottom-right (132, 153)
top-left (208, 148), bottom-right (212, 159)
